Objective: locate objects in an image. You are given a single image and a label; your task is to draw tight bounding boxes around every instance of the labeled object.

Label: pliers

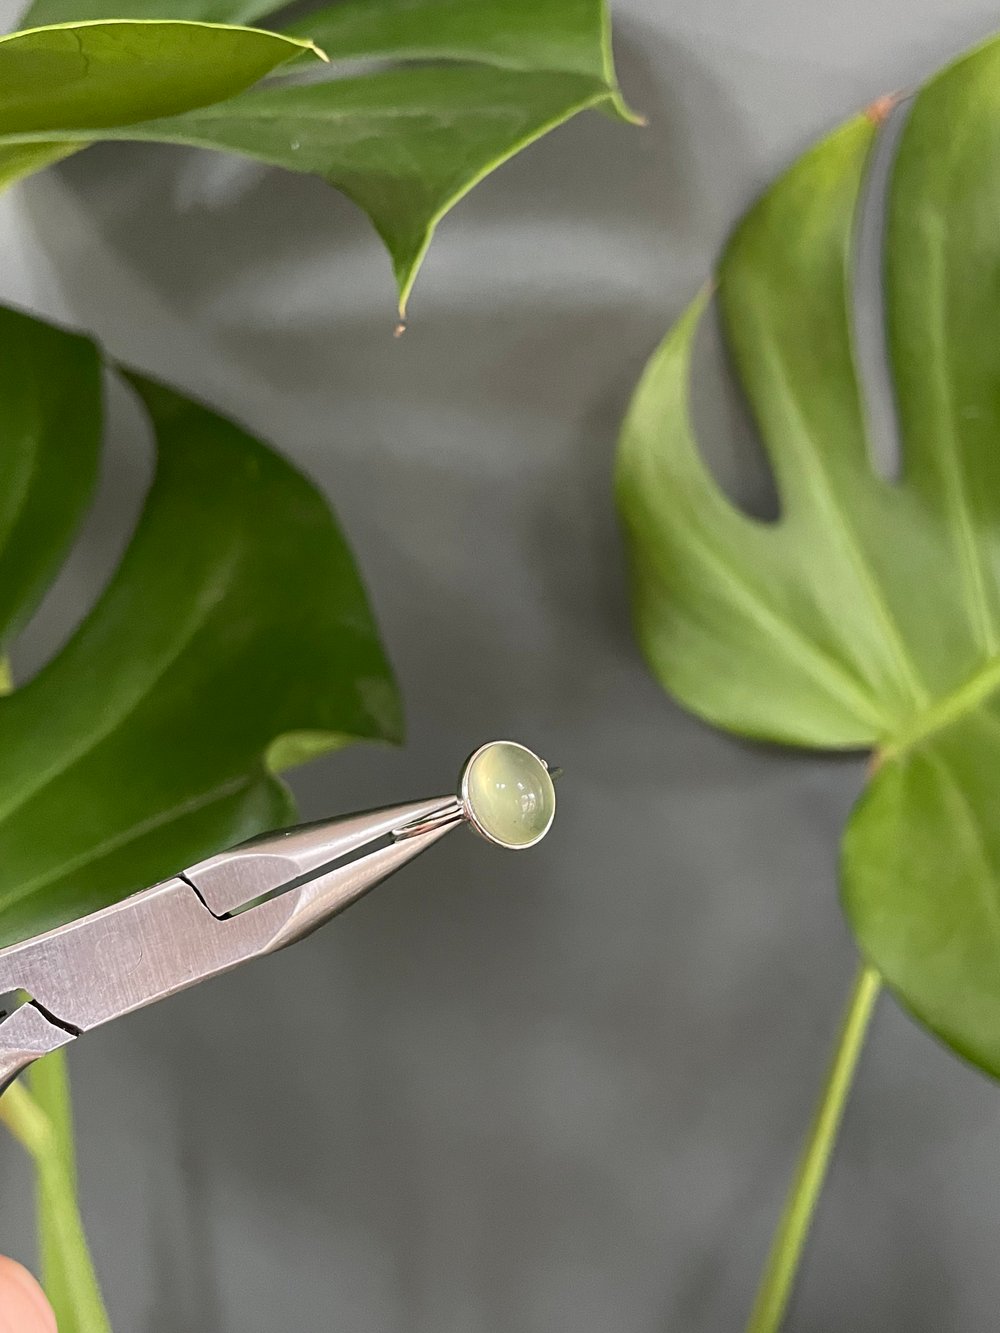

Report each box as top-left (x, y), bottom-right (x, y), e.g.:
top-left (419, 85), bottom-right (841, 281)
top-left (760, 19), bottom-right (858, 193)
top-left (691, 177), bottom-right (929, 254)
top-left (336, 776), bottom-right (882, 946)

top-left (0, 740), bottom-right (556, 1096)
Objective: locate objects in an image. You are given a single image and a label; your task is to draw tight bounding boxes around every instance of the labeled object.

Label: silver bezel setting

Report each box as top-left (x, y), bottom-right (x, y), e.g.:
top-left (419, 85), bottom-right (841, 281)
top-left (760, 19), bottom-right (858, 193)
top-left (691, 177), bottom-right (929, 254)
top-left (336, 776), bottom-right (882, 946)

top-left (459, 740), bottom-right (557, 851)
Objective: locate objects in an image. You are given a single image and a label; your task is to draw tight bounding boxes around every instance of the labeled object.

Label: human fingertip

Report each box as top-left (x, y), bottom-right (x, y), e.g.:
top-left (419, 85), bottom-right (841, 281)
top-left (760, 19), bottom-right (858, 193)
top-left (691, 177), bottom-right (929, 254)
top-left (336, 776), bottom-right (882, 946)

top-left (0, 1256), bottom-right (56, 1333)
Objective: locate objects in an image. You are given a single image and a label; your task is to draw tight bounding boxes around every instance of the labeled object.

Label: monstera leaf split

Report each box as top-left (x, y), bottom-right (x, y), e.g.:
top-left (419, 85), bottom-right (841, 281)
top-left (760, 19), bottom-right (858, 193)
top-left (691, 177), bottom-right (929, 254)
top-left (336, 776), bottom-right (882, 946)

top-left (0, 302), bottom-right (401, 951)
top-left (618, 35), bottom-right (1000, 1081)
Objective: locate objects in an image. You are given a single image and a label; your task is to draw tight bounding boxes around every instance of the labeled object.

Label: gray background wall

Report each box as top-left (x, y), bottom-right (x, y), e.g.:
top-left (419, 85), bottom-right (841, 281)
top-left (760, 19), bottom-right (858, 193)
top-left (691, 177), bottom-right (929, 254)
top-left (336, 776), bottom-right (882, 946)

top-left (1, 1), bottom-right (999, 1328)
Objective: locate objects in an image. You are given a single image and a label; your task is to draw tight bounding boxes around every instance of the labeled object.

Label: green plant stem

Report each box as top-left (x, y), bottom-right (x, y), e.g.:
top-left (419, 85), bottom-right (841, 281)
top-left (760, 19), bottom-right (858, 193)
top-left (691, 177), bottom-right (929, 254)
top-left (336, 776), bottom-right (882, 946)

top-left (746, 961), bottom-right (881, 1333)
top-left (0, 1073), bottom-right (111, 1333)
top-left (29, 1052), bottom-right (84, 1323)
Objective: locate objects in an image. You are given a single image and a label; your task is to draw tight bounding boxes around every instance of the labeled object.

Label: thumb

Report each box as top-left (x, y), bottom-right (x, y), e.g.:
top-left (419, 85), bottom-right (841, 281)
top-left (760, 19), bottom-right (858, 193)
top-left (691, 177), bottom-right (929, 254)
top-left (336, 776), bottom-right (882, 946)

top-left (0, 1258), bottom-right (55, 1333)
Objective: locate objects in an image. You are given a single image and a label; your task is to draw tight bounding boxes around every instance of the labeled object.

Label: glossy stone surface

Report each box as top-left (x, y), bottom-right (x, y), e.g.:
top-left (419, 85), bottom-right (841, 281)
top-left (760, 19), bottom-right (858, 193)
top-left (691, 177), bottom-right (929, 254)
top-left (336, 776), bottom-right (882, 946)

top-left (463, 742), bottom-right (556, 848)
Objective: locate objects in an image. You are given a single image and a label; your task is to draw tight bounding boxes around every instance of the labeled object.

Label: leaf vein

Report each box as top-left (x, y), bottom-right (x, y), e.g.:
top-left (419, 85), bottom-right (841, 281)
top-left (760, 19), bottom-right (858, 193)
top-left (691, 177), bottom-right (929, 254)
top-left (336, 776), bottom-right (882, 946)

top-left (0, 540), bottom-right (242, 827)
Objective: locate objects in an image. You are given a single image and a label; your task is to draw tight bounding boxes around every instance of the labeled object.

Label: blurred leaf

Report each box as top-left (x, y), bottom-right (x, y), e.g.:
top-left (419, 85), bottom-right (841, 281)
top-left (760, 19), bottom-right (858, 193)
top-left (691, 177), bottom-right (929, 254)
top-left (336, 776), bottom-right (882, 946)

top-left (6, 0), bottom-right (631, 312)
top-left (0, 17), bottom-right (319, 187)
top-left (617, 35), bottom-right (1000, 1077)
top-left (24, 0), bottom-right (276, 24)
top-left (23, 0), bottom-right (622, 86)
top-left (0, 304), bottom-right (400, 949)
top-left (0, 19), bottom-right (317, 130)
top-left (0, 314), bottom-right (101, 647)
top-left (285, 0), bottom-right (633, 116)
top-left (0, 141), bottom-right (77, 190)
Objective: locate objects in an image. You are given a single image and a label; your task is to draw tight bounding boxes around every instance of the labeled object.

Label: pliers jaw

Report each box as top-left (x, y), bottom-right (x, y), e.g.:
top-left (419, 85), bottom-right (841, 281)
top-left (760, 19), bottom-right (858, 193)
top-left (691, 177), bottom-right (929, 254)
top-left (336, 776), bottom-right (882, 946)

top-left (0, 999), bottom-right (74, 1097)
top-left (182, 794), bottom-right (464, 919)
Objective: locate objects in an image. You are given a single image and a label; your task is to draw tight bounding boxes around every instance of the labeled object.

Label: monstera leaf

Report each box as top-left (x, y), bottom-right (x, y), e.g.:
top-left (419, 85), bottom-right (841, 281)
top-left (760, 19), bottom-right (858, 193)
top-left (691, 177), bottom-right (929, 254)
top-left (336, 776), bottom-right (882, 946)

top-left (7, 0), bottom-right (633, 313)
top-left (0, 18), bottom-right (319, 189)
top-left (617, 35), bottom-right (1000, 1080)
top-left (0, 301), bottom-right (401, 950)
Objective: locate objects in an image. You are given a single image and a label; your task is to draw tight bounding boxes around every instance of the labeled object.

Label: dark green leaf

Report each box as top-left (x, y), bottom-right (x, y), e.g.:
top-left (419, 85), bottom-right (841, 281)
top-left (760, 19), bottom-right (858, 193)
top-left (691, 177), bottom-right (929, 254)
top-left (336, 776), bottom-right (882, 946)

top-left (285, 0), bottom-right (622, 88)
top-left (7, 1), bottom-right (631, 311)
top-left (0, 308), bottom-right (101, 647)
top-left (0, 17), bottom-right (319, 187)
top-left (24, 0), bottom-right (276, 26)
top-left (0, 19), bottom-right (317, 132)
top-left (0, 306), bottom-right (401, 949)
top-left (617, 35), bottom-right (1000, 1077)
top-left (77, 65), bottom-right (613, 311)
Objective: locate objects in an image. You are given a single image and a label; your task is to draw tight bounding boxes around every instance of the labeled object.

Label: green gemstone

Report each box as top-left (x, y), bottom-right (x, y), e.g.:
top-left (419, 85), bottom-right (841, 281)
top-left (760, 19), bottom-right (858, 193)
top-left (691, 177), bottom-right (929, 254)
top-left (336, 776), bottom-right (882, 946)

top-left (463, 741), bottom-right (556, 849)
